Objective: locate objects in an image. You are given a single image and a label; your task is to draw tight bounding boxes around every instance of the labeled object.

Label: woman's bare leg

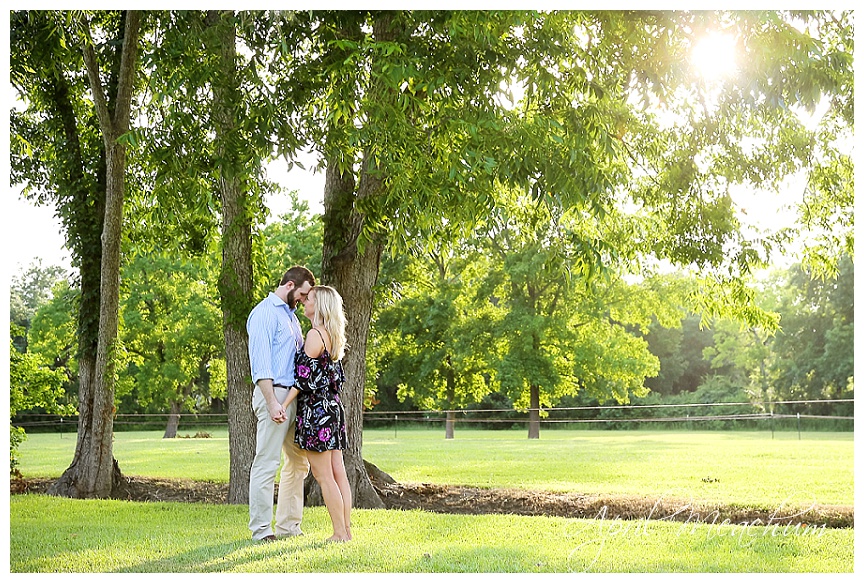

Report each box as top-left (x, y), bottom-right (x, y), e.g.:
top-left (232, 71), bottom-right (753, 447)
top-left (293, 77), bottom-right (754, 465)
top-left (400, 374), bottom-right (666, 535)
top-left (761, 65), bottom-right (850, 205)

top-left (331, 450), bottom-right (352, 539)
top-left (306, 450), bottom-right (350, 541)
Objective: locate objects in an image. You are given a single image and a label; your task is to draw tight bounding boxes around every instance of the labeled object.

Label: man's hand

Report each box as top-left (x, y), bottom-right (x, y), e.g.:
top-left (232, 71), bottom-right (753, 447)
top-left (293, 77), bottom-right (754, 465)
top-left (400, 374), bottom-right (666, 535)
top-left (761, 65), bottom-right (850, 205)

top-left (258, 380), bottom-right (287, 423)
top-left (268, 400), bottom-right (287, 423)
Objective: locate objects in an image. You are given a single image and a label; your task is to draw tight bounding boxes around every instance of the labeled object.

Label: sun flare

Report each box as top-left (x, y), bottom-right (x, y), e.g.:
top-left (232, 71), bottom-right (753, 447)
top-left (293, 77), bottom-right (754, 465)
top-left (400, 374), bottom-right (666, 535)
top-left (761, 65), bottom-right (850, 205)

top-left (691, 33), bottom-right (738, 81)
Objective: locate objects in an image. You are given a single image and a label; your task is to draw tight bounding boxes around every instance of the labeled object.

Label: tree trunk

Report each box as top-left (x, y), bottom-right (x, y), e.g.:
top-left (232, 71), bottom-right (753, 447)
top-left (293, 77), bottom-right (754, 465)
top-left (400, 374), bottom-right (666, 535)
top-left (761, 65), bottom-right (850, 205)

top-left (49, 353), bottom-right (96, 498)
top-left (46, 41), bottom-right (105, 500)
top-left (528, 384), bottom-right (541, 439)
top-left (50, 10), bottom-right (141, 499)
top-left (87, 140), bottom-right (126, 496)
top-left (445, 367), bottom-right (456, 439)
top-left (316, 154), bottom-right (386, 509)
top-left (225, 318), bottom-right (256, 505)
top-left (163, 401), bottom-right (182, 439)
top-left (310, 13), bottom-right (407, 509)
top-left (55, 131), bottom-right (106, 497)
top-left (206, 10), bottom-right (257, 505)
top-left (445, 412), bottom-right (456, 439)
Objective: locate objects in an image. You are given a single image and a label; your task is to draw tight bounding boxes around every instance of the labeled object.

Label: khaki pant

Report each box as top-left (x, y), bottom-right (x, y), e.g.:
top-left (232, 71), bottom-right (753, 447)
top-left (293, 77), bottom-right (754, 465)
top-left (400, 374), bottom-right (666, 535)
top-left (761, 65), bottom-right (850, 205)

top-left (249, 385), bottom-right (309, 540)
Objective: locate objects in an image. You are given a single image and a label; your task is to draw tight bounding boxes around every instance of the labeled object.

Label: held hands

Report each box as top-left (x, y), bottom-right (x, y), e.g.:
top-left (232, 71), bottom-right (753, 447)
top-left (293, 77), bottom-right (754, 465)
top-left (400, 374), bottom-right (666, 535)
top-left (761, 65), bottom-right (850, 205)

top-left (267, 400), bottom-right (287, 424)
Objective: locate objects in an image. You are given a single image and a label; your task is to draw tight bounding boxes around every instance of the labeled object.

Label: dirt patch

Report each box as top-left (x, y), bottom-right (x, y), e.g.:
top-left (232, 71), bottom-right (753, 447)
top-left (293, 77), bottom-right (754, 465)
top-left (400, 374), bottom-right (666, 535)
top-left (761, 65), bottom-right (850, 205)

top-left (376, 482), bottom-right (854, 529)
top-left (11, 475), bottom-right (230, 504)
top-left (12, 476), bottom-right (853, 529)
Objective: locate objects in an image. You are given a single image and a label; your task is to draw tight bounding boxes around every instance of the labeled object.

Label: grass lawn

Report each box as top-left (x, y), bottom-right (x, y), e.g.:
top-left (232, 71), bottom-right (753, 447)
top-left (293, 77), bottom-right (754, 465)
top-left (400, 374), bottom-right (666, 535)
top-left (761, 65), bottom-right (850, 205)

top-left (10, 427), bottom-right (853, 572)
top-left (9, 494), bottom-right (853, 573)
top-left (16, 427), bottom-right (854, 507)
top-left (364, 427), bottom-right (854, 507)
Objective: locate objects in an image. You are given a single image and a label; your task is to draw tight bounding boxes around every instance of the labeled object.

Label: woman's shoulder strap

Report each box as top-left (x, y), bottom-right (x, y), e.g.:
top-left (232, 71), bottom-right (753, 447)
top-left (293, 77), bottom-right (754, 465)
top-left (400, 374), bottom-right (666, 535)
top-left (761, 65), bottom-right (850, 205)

top-left (312, 326), bottom-right (331, 353)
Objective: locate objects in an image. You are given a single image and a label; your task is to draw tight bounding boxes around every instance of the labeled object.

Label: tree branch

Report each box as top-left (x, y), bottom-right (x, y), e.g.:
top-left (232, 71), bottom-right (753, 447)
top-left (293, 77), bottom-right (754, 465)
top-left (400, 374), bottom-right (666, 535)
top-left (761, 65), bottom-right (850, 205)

top-left (80, 18), bottom-right (112, 141)
top-left (81, 11), bottom-right (141, 143)
top-left (113, 11), bottom-right (142, 135)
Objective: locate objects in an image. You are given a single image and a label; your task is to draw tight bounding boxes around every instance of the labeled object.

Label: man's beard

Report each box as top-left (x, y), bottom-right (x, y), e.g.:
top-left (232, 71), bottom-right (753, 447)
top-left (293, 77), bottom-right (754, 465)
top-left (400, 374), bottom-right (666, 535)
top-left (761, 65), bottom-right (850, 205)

top-left (286, 288), bottom-right (298, 309)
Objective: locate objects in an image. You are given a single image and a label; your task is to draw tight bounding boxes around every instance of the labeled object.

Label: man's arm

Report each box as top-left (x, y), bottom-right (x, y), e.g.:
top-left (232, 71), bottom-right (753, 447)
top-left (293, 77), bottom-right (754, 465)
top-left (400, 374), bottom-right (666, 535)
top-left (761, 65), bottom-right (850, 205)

top-left (258, 378), bottom-right (287, 423)
top-left (247, 304), bottom-right (287, 423)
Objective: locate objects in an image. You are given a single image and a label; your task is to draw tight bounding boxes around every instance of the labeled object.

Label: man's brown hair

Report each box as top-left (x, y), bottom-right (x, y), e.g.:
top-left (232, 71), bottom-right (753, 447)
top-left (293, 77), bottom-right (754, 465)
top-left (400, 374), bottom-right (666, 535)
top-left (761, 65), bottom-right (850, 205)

top-left (280, 265), bottom-right (315, 289)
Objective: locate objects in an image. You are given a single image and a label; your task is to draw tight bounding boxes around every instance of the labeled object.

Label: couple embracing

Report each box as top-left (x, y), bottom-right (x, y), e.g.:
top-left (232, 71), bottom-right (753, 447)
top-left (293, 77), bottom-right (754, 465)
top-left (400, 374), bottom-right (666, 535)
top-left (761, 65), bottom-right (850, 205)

top-left (246, 266), bottom-right (352, 543)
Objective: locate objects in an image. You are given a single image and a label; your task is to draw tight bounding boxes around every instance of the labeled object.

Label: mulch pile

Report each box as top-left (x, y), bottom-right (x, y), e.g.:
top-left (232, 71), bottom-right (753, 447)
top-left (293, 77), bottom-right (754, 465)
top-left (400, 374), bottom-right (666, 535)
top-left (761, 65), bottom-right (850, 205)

top-left (12, 476), bottom-right (853, 529)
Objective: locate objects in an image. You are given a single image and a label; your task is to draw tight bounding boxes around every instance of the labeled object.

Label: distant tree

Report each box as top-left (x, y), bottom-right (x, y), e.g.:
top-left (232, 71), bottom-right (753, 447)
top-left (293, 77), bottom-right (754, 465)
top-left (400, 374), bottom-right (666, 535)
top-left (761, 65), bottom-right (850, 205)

top-left (770, 256), bottom-right (854, 413)
top-left (9, 326), bottom-right (75, 476)
top-left (704, 257), bottom-right (853, 417)
top-left (472, 187), bottom-right (680, 438)
top-left (644, 315), bottom-right (718, 396)
top-left (120, 253), bottom-right (224, 438)
top-left (703, 315), bottom-right (776, 410)
top-left (25, 253), bottom-right (230, 431)
top-left (372, 242), bottom-right (503, 438)
top-left (26, 281), bottom-right (79, 395)
top-left (9, 261), bottom-right (69, 348)
top-left (641, 323), bottom-right (686, 396)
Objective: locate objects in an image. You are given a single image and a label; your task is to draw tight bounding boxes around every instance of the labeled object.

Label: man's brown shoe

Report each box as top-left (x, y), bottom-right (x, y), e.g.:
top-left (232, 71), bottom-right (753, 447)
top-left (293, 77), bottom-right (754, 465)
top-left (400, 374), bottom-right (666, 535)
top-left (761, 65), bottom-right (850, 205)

top-left (260, 535), bottom-right (277, 542)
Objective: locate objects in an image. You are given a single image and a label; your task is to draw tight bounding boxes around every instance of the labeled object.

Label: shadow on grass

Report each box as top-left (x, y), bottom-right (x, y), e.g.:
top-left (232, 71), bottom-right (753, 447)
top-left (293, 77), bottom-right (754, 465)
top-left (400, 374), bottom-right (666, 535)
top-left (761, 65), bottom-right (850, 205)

top-left (118, 537), bottom-right (333, 573)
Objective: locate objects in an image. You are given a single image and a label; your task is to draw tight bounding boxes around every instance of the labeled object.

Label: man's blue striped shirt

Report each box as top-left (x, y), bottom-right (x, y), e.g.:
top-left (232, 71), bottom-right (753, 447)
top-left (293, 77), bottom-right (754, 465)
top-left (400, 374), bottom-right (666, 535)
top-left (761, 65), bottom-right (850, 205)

top-left (247, 292), bottom-right (304, 387)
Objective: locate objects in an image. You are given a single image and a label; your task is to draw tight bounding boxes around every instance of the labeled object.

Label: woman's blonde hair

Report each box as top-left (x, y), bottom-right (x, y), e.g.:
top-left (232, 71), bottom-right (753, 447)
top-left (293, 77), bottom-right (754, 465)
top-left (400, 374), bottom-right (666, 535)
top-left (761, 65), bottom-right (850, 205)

top-left (310, 285), bottom-right (348, 361)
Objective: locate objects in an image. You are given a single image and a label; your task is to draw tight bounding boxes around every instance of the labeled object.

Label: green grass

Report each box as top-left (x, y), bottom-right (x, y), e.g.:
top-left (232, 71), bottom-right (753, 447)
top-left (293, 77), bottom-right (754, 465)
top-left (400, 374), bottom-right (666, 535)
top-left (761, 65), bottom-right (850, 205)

top-left (12, 427), bottom-right (853, 572)
top-left (17, 427), bottom-right (854, 507)
top-left (18, 428), bottom-right (231, 482)
top-left (364, 427), bottom-right (854, 507)
top-left (9, 494), bottom-right (853, 573)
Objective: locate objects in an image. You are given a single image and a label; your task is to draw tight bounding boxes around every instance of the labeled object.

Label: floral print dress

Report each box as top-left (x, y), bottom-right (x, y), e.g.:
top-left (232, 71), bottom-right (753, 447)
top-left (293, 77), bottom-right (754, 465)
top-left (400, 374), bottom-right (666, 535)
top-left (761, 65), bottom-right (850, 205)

top-left (293, 341), bottom-right (348, 452)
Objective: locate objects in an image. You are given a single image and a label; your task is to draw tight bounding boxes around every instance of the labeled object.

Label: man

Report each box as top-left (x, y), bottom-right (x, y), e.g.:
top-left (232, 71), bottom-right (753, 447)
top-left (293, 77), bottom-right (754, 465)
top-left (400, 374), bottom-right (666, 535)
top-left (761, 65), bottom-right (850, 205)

top-left (246, 265), bottom-right (315, 541)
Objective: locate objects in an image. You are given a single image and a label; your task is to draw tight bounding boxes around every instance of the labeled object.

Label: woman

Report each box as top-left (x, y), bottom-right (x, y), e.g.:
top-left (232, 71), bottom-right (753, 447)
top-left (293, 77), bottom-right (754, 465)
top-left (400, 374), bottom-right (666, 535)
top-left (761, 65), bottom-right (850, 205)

top-left (281, 285), bottom-right (351, 541)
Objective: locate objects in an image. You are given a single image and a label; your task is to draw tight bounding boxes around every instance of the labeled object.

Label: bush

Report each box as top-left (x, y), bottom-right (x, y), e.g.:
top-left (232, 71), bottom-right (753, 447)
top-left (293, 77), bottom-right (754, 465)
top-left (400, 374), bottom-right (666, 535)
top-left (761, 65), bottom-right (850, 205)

top-left (10, 426), bottom-right (26, 478)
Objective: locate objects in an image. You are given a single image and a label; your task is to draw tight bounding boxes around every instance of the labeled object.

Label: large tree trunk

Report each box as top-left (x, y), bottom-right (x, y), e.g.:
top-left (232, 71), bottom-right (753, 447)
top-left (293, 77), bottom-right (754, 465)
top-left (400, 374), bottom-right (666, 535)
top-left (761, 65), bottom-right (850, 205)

top-left (49, 11), bottom-right (141, 499)
top-left (56, 129), bottom-right (107, 497)
top-left (224, 309), bottom-right (256, 505)
top-left (207, 10), bottom-right (257, 505)
top-left (49, 353), bottom-right (99, 497)
top-left (87, 140), bottom-right (126, 496)
top-left (45, 36), bottom-right (105, 499)
top-left (317, 153), bottom-right (386, 509)
top-left (309, 13), bottom-right (406, 509)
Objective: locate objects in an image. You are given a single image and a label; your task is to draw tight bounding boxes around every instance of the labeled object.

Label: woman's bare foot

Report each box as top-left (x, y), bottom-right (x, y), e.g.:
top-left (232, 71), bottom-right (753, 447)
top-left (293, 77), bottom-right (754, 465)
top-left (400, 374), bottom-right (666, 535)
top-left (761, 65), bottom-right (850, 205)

top-left (327, 534), bottom-right (351, 542)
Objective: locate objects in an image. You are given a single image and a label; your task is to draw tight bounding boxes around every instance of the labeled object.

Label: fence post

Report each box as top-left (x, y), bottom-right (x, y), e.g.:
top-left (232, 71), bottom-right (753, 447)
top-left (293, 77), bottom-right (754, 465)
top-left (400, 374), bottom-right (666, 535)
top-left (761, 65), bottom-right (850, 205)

top-left (797, 412), bottom-right (801, 440)
top-left (394, 414), bottom-right (398, 439)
